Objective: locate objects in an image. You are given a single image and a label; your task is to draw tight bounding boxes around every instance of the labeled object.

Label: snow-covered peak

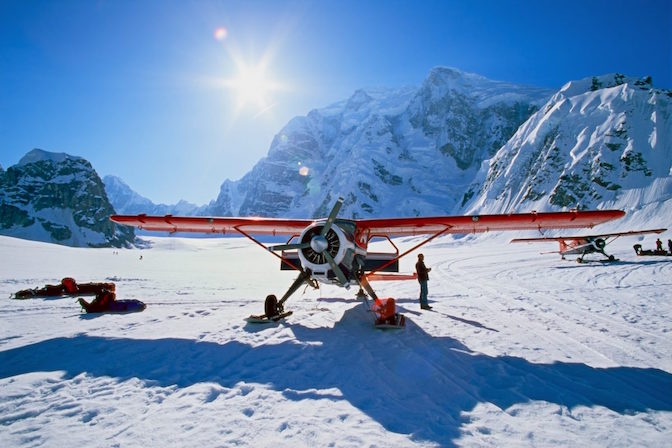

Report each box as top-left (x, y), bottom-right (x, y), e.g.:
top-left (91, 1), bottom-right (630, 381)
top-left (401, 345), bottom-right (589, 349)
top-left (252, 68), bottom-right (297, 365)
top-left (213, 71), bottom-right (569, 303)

top-left (18, 148), bottom-right (86, 166)
top-left (555, 73), bottom-right (654, 100)
top-left (210, 66), bottom-right (553, 218)
top-left (465, 72), bottom-right (671, 230)
top-left (103, 175), bottom-right (203, 217)
top-left (425, 66), bottom-right (489, 88)
top-left (346, 89), bottom-right (374, 111)
top-left (418, 66), bottom-right (552, 108)
top-left (103, 174), bottom-right (130, 190)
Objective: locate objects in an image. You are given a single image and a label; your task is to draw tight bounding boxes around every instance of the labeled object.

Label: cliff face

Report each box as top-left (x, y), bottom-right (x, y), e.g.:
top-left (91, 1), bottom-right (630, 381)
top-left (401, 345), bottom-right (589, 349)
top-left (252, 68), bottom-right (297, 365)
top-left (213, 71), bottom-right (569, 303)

top-left (463, 74), bottom-right (672, 230)
top-left (0, 149), bottom-right (136, 247)
top-left (207, 67), bottom-right (552, 218)
top-left (103, 68), bottom-right (670, 233)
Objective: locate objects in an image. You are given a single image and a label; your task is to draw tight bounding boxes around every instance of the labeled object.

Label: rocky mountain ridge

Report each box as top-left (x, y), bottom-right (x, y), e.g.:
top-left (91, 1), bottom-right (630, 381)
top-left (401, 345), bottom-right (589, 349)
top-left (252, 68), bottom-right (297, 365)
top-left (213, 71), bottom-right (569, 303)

top-left (4, 68), bottom-right (669, 247)
top-left (205, 67), bottom-right (554, 218)
top-left (463, 73), bottom-right (671, 230)
top-left (0, 149), bottom-right (136, 247)
top-left (103, 175), bottom-right (204, 216)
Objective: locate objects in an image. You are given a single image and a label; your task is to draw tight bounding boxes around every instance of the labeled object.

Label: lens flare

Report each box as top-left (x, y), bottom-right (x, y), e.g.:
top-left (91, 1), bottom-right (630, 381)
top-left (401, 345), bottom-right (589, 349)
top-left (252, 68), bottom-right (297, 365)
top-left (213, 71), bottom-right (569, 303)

top-left (214, 27), bottom-right (228, 41)
top-left (299, 166), bottom-right (310, 176)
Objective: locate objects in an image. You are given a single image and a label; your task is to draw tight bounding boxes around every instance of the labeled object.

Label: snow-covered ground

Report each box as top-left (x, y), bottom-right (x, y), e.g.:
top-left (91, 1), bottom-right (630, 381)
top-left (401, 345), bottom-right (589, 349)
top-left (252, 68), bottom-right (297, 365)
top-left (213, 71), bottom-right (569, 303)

top-left (1, 233), bottom-right (671, 447)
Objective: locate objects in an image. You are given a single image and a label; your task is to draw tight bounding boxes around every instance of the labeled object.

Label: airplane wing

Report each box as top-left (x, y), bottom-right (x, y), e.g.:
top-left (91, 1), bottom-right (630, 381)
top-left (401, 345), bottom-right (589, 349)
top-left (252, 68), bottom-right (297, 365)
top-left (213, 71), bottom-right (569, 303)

top-left (109, 215), bottom-right (314, 235)
top-left (354, 210), bottom-right (626, 236)
top-left (510, 227), bottom-right (666, 244)
top-left (111, 209), bottom-right (626, 237)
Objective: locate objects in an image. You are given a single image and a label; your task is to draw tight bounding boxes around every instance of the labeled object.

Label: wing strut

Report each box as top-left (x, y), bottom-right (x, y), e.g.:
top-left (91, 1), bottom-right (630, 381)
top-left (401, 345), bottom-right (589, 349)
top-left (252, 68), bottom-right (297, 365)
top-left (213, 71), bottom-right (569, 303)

top-left (367, 225), bottom-right (452, 276)
top-left (234, 225), bottom-right (302, 271)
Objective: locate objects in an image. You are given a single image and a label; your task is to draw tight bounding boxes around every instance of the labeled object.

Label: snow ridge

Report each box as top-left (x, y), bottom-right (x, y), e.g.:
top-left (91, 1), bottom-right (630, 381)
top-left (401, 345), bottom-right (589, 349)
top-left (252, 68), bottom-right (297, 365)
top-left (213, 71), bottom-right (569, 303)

top-left (464, 73), bottom-right (671, 230)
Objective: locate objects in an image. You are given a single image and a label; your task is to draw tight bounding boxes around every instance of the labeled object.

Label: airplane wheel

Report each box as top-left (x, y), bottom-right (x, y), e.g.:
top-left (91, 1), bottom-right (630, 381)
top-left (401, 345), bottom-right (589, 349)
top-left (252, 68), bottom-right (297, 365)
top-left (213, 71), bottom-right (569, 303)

top-left (264, 294), bottom-right (279, 317)
top-left (608, 255), bottom-right (615, 261)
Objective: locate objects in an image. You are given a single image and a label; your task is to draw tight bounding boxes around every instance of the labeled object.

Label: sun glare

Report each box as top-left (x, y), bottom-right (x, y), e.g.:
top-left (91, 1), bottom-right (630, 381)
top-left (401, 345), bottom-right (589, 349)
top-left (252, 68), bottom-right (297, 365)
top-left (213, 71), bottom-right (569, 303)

top-left (223, 58), bottom-right (282, 116)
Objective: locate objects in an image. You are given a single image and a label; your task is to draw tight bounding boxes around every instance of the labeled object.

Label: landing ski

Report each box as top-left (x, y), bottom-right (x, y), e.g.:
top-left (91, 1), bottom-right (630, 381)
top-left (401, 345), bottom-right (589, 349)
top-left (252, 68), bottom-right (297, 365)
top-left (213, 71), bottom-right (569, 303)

top-left (374, 313), bottom-right (406, 330)
top-left (245, 310), bottom-right (293, 324)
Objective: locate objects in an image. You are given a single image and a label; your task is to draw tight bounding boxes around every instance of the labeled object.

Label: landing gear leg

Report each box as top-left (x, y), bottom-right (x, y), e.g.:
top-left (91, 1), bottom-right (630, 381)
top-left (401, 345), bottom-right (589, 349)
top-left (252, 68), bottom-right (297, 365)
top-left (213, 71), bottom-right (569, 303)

top-left (356, 274), bottom-right (405, 329)
top-left (248, 271), bottom-right (314, 323)
top-left (599, 249), bottom-right (616, 262)
top-left (271, 270), bottom-right (314, 316)
top-left (356, 286), bottom-right (371, 310)
top-left (356, 274), bottom-right (379, 301)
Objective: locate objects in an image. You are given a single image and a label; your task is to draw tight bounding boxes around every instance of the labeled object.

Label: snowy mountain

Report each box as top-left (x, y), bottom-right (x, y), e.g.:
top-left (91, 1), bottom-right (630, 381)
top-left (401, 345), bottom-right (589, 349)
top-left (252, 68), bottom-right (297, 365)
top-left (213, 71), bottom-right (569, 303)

top-left (202, 68), bottom-right (670, 232)
top-left (208, 67), bottom-right (553, 218)
top-left (464, 73), bottom-right (672, 230)
top-left (11, 68), bottom-right (669, 247)
top-left (0, 149), bottom-right (136, 247)
top-left (103, 175), bottom-right (204, 216)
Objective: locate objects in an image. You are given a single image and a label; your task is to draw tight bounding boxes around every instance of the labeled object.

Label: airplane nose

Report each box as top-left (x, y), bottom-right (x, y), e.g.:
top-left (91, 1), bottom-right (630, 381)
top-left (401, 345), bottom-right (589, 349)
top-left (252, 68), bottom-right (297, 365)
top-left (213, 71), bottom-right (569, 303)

top-left (310, 234), bottom-right (329, 253)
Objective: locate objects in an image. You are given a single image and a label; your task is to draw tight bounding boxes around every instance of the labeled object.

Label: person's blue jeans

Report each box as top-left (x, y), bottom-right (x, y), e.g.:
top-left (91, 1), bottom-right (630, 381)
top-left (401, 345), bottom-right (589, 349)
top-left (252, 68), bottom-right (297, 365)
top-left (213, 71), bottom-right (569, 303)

top-left (419, 280), bottom-right (428, 306)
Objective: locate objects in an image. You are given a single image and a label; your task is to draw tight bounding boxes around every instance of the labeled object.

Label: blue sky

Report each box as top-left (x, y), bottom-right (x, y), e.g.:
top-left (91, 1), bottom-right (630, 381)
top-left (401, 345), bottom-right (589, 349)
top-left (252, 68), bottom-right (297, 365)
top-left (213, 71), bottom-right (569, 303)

top-left (1, 0), bottom-right (670, 205)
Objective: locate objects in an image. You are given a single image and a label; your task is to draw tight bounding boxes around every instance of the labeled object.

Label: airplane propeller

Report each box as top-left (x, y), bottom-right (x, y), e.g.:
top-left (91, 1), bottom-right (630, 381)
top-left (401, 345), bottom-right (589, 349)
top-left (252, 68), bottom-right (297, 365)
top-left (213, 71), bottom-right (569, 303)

top-left (324, 250), bottom-right (349, 286)
top-left (320, 196), bottom-right (343, 238)
top-left (268, 197), bottom-right (350, 286)
top-left (594, 238), bottom-right (606, 249)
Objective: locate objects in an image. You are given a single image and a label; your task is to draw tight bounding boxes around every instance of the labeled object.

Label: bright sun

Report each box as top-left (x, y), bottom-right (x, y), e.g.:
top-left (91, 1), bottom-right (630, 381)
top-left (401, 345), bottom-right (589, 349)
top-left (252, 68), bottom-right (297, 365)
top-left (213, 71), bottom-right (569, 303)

top-left (224, 59), bottom-right (280, 116)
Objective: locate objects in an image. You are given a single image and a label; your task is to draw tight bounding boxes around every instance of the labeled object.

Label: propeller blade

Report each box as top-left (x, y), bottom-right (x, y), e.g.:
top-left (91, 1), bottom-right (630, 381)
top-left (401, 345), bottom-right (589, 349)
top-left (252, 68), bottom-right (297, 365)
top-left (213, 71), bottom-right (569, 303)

top-left (323, 251), bottom-right (349, 287)
top-left (269, 242), bottom-right (310, 251)
top-left (321, 196), bottom-right (344, 237)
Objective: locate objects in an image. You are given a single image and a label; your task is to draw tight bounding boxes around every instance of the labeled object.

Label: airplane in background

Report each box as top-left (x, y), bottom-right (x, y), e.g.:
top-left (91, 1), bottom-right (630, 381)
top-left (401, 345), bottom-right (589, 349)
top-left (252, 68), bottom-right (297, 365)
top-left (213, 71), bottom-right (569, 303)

top-left (111, 198), bottom-right (625, 328)
top-left (510, 228), bottom-right (666, 263)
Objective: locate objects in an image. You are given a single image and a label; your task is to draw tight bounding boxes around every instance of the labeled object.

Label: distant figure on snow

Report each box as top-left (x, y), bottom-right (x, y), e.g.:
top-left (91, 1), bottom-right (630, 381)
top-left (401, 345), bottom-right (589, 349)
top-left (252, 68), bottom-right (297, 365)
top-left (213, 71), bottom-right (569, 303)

top-left (668, 239), bottom-right (672, 255)
top-left (415, 253), bottom-right (432, 310)
top-left (656, 238), bottom-right (663, 252)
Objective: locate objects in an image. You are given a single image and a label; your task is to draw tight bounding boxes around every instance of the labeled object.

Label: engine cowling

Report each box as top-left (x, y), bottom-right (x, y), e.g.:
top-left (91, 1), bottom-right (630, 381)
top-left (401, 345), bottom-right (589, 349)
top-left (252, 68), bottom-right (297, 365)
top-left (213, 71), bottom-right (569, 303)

top-left (592, 238), bottom-right (607, 250)
top-left (297, 222), bottom-right (355, 283)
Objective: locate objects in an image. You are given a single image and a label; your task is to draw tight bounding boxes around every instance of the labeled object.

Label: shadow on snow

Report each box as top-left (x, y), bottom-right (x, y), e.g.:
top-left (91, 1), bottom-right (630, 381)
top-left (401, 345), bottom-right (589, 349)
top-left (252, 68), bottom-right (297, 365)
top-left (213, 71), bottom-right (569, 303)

top-left (1, 306), bottom-right (671, 447)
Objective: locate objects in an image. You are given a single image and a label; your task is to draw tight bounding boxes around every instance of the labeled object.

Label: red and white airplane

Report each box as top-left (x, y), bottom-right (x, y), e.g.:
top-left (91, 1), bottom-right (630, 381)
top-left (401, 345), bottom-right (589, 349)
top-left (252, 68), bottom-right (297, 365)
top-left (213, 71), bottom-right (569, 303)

top-left (111, 198), bottom-right (625, 327)
top-left (510, 228), bottom-right (666, 263)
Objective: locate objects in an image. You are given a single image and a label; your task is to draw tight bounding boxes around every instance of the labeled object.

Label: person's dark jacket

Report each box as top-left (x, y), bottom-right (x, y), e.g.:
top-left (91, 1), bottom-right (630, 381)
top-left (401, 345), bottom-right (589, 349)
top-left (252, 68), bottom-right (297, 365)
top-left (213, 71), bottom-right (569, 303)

top-left (416, 261), bottom-right (430, 281)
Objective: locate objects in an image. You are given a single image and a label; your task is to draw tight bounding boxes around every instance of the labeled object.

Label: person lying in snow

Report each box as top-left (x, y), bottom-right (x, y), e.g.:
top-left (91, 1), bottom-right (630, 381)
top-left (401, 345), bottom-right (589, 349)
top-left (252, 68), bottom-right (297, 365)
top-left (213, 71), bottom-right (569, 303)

top-left (78, 289), bottom-right (116, 313)
top-left (13, 277), bottom-right (115, 299)
top-left (77, 290), bottom-right (146, 313)
top-left (12, 278), bottom-right (145, 313)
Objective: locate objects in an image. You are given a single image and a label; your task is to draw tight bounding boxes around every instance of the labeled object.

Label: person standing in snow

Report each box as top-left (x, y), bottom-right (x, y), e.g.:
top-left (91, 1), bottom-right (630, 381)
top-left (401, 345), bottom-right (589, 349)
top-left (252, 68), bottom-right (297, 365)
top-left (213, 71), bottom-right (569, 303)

top-left (415, 253), bottom-right (432, 310)
top-left (668, 239), bottom-right (672, 255)
top-left (656, 238), bottom-right (663, 252)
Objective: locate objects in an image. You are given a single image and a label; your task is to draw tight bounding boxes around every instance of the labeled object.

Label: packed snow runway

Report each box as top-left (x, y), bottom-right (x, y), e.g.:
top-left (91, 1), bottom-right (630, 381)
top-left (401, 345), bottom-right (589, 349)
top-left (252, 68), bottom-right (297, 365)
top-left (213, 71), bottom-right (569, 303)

top-left (1, 234), bottom-right (671, 447)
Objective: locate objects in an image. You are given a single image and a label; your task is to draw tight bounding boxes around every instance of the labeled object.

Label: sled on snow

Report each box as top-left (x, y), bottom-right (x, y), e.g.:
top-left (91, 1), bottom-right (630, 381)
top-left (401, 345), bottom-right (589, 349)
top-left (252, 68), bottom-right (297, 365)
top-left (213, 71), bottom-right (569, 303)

top-left (78, 297), bottom-right (146, 314)
top-left (633, 244), bottom-right (671, 257)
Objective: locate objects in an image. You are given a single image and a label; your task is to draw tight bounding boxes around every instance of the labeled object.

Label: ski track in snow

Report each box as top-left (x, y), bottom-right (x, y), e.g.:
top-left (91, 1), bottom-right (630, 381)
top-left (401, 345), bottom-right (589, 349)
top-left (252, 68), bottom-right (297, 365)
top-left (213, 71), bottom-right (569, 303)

top-left (0, 235), bottom-right (671, 447)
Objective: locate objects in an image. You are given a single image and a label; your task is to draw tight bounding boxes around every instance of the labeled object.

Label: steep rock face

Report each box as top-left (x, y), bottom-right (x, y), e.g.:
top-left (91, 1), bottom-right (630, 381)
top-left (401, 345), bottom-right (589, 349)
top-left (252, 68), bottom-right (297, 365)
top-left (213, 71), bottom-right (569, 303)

top-left (406, 68), bottom-right (549, 170)
top-left (104, 67), bottom-right (669, 231)
top-left (0, 149), bottom-right (136, 247)
top-left (209, 67), bottom-right (552, 218)
top-left (464, 74), bottom-right (671, 229)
